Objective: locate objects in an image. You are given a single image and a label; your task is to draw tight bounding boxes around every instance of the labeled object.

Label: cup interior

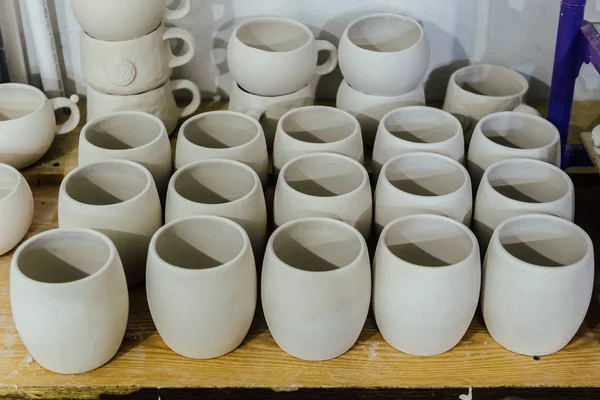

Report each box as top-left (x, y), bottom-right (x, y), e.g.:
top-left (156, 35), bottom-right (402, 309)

top-left (0, 166), bottom-right (18, 200)
top-left (384, 216), bottom-right (473, 267)
top-left (284, 154), bottom-right (365, 197)
top-left (183, 113), bottom-right (259, 149)
top-left (236, 19), bottom-right (310, 52)
top-left (84, 113), bottom-right (163, 150)
top-left (174, 161), bottom-right (256, 204)
top-left (498, 216), bottom-right (588, 267)
top-left (65, 162), bottom-right (149, 206)
top-left (282, 107), bottom-right (357, 143)
top-left (487, 161), bottom-right (570, 203)
top-left (384, 154), bottom-right (466, 197)
top-left (155, 218), bottom-right (245, 270)
top-left (384, 108), bottom-right (459, 143)
top-left (0, 85), bottom-right (44, 121)
top-left (273, 219), bottom-right (362, 272)
top-left (480, 113), bottom-right (557, 149)
top-left (453, 65), bottom-right (528, 97)
top-left (16, 231), bottom-right (111, 283)
top-left (347, 14), bottom-right (422, 52)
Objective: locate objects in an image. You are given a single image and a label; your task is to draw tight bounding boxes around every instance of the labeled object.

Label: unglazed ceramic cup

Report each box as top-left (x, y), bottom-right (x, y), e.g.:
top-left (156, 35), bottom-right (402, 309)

top-left (374, 215), bottom-right (481, 356)
top-left (71, 0), bottom-right (191, 41)
top-left (338, 13), bottom-right (430, 96)
top-left (467, 112), bottom-right (561, 188)
top-left (372, 106), bottom-right (464, 182)
top-left (0, 83), bottom-right (80, 169)
top-left (262, 218), bottom-right (371, 361)
top-left (482, 214), bottom-right (594, 356)
top-left (227, 17), bottom-right (337, 96)
top-left (58, 160), bottom-right (162, 286)
top-left (336, 80), bottom-right (426, 146)
top-left (147, 216), bottom-right (256, 359)
top-left (228, 81), bottom-right (314, 148)
top-left (165, 159), bottom-right (267, 259)
top-left (274, 153), bottom-right (372, 238)
top-left (443, 64), bottom-right (540, 135)
top-left (86, 79), bottom-right (201, 134)
top-left (79, 112), bottom-right (173, 198)
top-left (273, 106), bottom-right (363, 175)
top-left (375, 153), bottom-right (472, 235)
top-left (10, 228), bottom-right (128, 374)
top-left (0, 164), bottom-right (34, 255)
top-left (473, 158), bottom-right (574, 252)
top-left (81, 23), bottom-right (195, 95)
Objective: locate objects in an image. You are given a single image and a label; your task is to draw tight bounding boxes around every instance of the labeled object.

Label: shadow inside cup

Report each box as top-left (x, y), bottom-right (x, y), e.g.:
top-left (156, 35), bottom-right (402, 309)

top-left (183, 113), bottom-right (259, 149)
top-left (282, 107), bottom-right (357, 144)
top-left (85, 113), bottom-right (163, 150)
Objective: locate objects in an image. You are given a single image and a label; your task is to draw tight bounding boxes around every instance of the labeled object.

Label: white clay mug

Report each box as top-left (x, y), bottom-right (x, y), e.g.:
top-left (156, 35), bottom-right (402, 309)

top-left (338, 13), bottom-right (430, 96)
top-left (0, 163), bottom-right (34, 256)
top-left (147, 216), bottom-right (256, 359)
top-left (10, 228), bottom-right (129, 374)
top-left (374, 214), bottom-right (481, 356)
top-left (336, 79), bottom-right (426, 147)
top-left (70, 0), bottom-right (192, 41)
top-left (0, 83), bottom-right (80, 169)
top-left (81, 23), bottom-right (195, 95)
top-left (86, 79), bottom-right (201, 134)
top-left (227, 17), bottom-right (337, 96)
top-left (482, 214), bottom-right (594, 356)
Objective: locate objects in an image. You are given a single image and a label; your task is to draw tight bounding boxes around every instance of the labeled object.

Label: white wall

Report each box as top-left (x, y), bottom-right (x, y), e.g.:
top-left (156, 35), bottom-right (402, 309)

top-left (19, 0), bottom-right (600, 101)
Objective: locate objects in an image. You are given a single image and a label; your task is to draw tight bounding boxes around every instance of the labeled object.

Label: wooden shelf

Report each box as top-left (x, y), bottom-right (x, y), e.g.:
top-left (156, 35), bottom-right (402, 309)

top-left (2, 101), bottom-right (600, 399)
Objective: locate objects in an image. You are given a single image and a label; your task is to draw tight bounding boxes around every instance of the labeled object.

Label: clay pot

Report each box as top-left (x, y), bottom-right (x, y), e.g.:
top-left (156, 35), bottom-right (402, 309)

top-left (175, 111), bottom-right (268, 186)
top-left (165, 159), bottom-right (267, 259)
top-left (262, 218), bottom-right (371, 360)
top-left (0, 164), bottom-right (34, 255)
top-left (273, 106), bottom-right (363, 175)
top-left (467, 112), bottom-right (561, 188)
top-left (336, 80), bottom-right (426, 147)
top-left (147, 216), bottom-right (256, 359)
top-left (372, 106), bottom-right (464, 182)
top-left (58, 160), bottom-right (162, 286)
top-left (10, 228), bottom-right (128, 374)
top-left (474, 158), bottom-right (574, 252)
top-left (0, 83), bottom-right (80, 169)
top-left (79, 112), bottom-right (173, 198)
top-left (374, 214), bottom-right (481, 356)
top-left (375, 153), bottom-right (472, 235)
top-left (274, 153), bottom-right (372, 238)
top-left (482, 214), bottom-right (594, 356)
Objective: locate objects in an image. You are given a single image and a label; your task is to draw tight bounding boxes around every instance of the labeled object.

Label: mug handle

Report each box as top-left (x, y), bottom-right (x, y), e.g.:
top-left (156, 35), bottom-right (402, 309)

top-left (244, 108), bottom-right (265, 121)
top-left (164, 0), bottom-right (191, 21)
top-left (314, 40), bottom-right (338, 76)
top-left (513, 104), bottom-right (541, 117)
top-left (51, 95), bottom-right (81, 135)
top-left (164, 27), bottom-right (196, 68)
top-left (171, 79), bottom-right (201, 118)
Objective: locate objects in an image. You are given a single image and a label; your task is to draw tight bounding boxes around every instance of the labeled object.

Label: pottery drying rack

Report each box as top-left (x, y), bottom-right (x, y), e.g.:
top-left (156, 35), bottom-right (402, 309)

top-left (0, 99), bottom-right (598, 399)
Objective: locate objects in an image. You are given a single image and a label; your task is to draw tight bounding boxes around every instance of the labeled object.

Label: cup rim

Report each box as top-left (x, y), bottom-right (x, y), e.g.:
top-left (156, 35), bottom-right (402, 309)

top-left (149, 215), bottom-right (251, 275)
top-left (267, 217), bottom-right (367, 276)
top-left (338, 79), bottom-right (425, 101)
top-left (81, 22), bottom-right (165, 43)
top-left (492, 214), bottom-right (592, 270)
top-left (380, 105), bottom-right (463, 144)
top-left (278, 105), bottom-right (361, 145)
top-left (86, 80), bottom-right (169, 98)
top-left (232, 17), bottom-right (314, 54)
top-left (60, 159), bottom-right (154, 208)
top-left (475, 111), bottom-right (560, 152)
top-left (278, 152), bottom-right (369, 199)
top-left (380, 214), bottom-right (478, 269)
top-left (449, 64), bottom-right (529, 100)
top-left (482, 158), bottom-right (573, 206)
top-left (380, 152), bottom-right (470, 199)
top-left (0, 163), bottom-right (23, 203)
top-left (0, 83), bottom-right (47, 122)
top-left (231, 80), bottom-right (313, 100)
top-left (11, 228), bottom-right (118, 287)
top-left (179, 110), bottom-right (264, 151)
top-left (342, 13), bottom-right (425, 55)
top-left (169, 158), bottom-right (261, 206)
top-left (82, 111), bottom-right (167, 152)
